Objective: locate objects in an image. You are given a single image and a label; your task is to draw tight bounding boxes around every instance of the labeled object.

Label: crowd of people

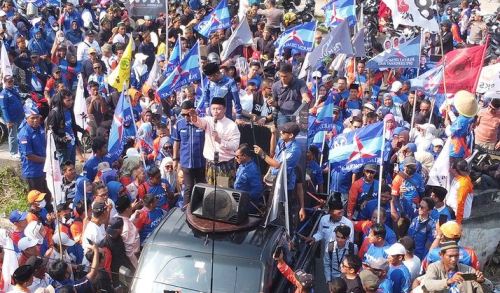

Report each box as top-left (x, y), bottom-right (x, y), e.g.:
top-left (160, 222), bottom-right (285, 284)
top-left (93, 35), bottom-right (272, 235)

top-left (0, 0), bottom-right (498, 291)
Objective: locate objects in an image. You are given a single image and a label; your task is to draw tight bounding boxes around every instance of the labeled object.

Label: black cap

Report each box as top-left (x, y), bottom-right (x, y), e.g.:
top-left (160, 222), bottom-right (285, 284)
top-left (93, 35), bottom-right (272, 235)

top-left (279, 63), bottom-right (292, 73)
top-left (181, 100), bottom-right (195, 110)
top-left (106, 217), bottom-right (124, 236)
top-left (349, 83), bottom-right (360, 90)
top-left (92, 201), bottom-right (106, 214)
top-left (12, 265), bottom-right (35, 283)
top-left (25, 256), bottom-right (44, 270)
top-left (279, 122), bottom-right (300, 136)
top-left (328, 200), bottom-right (343, 211)
top-left (203, 62), bottom-right (220, 76)
top-left (210, 97), bottom-right (226, 107)
top-left (56, 201), bottom-right (70, 212)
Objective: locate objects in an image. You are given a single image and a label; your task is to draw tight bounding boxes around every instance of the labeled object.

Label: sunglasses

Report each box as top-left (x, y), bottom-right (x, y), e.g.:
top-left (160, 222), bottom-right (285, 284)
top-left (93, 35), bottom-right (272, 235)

top-left (365, 170), bottom-right (375, 174)
top-left (180, 113), bottom-right (190, 117)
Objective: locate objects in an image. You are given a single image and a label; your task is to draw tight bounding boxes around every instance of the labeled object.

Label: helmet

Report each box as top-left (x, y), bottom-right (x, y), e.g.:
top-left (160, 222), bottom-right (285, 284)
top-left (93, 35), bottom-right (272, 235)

top-left (207, 52), bottom-right (220, 65)
top-left (283, 12), bottom-right (297, 27)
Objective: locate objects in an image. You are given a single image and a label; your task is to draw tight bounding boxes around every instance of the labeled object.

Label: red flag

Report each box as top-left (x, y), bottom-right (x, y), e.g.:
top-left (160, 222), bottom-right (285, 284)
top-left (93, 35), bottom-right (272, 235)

top-left (438, 44), bottom-right (487, 94)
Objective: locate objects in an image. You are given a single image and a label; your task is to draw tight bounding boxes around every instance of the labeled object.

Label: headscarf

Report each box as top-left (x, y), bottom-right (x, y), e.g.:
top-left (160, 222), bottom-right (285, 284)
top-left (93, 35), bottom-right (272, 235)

top-left (73, 176), bottom-right (92, 205)
top-left (160, 157), bottom-right (176, 188)
top-left (384, 113), bottom-right (396, 139)
top-left (106, 181), bottom-right (123, 204)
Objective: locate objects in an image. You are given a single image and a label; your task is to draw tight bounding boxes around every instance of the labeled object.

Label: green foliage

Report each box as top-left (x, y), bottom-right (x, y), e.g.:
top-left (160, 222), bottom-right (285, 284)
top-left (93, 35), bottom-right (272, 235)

top-left (0, 166), bottom-right (29, 215)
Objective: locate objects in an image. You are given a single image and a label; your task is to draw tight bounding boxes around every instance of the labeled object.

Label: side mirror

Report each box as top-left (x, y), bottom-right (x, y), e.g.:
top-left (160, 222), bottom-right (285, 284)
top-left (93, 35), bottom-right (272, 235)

top-left (119, 266), bottom-right (133, 287)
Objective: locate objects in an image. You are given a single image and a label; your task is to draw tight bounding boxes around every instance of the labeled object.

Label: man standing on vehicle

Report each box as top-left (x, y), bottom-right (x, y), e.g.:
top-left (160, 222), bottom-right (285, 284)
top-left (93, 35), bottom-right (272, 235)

top-left (272, 63), bottom-right (310, 126)
top-left (190, 97), bottom-right (241, 187)
top-left (254, 122), bottom-right (305, 227)
top-left (172, 100), bottom-right (205, 205)
top-left (0, 75), bottom-right (24, 159)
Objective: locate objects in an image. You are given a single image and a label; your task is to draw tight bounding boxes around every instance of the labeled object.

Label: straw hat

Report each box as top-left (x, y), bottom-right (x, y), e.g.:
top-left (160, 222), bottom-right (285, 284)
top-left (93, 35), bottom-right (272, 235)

top-left (453, 90), bottom-right (478, 118)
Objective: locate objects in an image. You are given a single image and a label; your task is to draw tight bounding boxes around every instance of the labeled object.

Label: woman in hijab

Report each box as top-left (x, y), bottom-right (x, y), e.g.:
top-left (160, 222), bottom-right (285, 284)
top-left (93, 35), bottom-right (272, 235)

top-left (130, 53), bottom-right (149, 91)
top-left (384, 113), bottom-right (397, 140)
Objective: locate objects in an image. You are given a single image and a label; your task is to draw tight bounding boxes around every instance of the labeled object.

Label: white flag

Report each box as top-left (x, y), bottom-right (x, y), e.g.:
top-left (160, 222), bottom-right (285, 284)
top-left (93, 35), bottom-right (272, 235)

top-left (428, 137), bottom-right (451, 191)
top-left (0, 41), bottom-right (13, 85)
top-left (476, 63), bottom-right (500, 95)
top-left (73, 74), bottom-right (87, 138)
top-left (265, 150), bottom-right (290, 235)
top-left (237, 0), bottom-right (249, 21)
top-left (44, 130), bottom-right (64, 206)
top-left (145, 58), bottom-right (161, 90)
top-left (220, 15), bottom-right (254, 61)
top-left (382, 0), bottom-right (439, 32)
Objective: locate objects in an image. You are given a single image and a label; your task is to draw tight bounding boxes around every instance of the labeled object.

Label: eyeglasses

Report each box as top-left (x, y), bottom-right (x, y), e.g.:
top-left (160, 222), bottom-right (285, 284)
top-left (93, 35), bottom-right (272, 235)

top-left (180, 113), bottom-right (190, 117)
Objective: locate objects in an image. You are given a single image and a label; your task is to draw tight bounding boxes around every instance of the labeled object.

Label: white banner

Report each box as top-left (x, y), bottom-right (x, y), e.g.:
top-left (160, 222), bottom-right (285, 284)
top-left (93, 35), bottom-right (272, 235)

top-left (382, 0), bottom-right (439, 32)
top-left (476, 63), bottom-right (500, 95)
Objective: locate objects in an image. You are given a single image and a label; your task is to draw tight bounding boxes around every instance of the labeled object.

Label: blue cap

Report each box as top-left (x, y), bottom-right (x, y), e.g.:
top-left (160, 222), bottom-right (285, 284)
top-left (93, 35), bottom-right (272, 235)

top-left (157, 54), bottom-right (166, 62)
top-left (24, 99), bottom-right (40, 118)
top-left (406, 143), bottom-right (417, 153)
top-left (9, 210), bottom-right (27, 223)
top-left (393, 127), bottom-right (405, 136)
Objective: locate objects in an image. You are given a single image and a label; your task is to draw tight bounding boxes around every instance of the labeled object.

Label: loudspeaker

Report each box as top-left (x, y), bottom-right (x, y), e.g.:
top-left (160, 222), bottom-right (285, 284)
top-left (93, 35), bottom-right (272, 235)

top-left (190, 183), bottom-right (249, 225)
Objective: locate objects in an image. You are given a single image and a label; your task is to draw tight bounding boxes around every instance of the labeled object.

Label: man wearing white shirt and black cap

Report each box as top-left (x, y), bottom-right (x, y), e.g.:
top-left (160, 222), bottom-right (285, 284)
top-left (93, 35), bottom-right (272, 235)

top-left (189, 96), bottom-right (241, 187)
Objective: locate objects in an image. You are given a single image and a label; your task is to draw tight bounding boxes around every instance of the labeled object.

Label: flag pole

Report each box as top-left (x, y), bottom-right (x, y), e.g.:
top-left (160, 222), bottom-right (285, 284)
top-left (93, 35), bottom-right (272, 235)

top-left (410, 32), bottom-right (423, 131)
top-left (165, 0), bottom-right (169, 60)
top-left (377, 120), bottom-right (386, 224)
top-left (472, 37), bottom-right (489, 92)
top-left (283, 150), bottom-right (290, 236)
top-left (48, 130), bottom-right (64, 259)
top-left (318, 131), bottom-right (327, 192)
top-left (83, 176), bottom-right (88, 219)
top-left (124, 83), bottom-right (147, 170)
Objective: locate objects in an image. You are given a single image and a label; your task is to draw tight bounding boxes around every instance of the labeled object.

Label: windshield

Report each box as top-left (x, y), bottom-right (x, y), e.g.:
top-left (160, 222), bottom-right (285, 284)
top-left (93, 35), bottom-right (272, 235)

top-left (132, 247), bottom-right (263, 293)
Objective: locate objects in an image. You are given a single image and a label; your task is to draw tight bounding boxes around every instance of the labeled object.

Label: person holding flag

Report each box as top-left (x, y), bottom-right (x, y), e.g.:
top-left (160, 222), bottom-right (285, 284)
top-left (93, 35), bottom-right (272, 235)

top-left (46, 89), bottom-right (86, 165)
top-left (254, 122), bottom-right (305, 225)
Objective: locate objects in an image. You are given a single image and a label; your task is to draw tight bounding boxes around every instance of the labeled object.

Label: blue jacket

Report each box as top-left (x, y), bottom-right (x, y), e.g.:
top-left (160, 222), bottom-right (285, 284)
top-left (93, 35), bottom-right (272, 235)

top-left (272, 139), bottom-right (302, 190)
top-left (201, 75), bottom-right (243, 119)
top-left (171, 118), bottom-right (205, 169)
top-left (235, 160), bottom-right (263, 204)
top-left (0, 87), bottom-right (24, 124)
top-left (408, 217), bottom-right (436, 259)
top-left (18, 123), bottom-right (46, 178)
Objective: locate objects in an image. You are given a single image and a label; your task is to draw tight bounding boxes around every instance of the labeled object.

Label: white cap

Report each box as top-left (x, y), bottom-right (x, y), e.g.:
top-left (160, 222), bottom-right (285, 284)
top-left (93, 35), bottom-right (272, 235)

top-left (18, 237), bottom-right (38, 251)
top-left (385, 243), bottom-right (407, 256)
top-left (363, 103), bottom-right (375, 111)
top-left (432, 138), bottom-right (444, 147)
top-left (24, 221), bottom-right (44, 245)
top-left (125, 148), bottom-right (140, 158)
top-left (135, 53), bottom-right (149, 62)
top-left (312, 71), bottom-right (322, 79)
top-left (390, 81), bottom-right (403, 92)
top-left (322, 74), bottom-right (333, 84)
top-left (52, 232), bottom-right (76, 247)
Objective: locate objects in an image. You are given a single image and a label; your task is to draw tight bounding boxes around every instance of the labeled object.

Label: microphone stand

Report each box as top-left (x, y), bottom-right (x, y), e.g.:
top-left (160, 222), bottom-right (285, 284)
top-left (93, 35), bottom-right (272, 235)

top-left (209, 117), bottom-right (219, 293)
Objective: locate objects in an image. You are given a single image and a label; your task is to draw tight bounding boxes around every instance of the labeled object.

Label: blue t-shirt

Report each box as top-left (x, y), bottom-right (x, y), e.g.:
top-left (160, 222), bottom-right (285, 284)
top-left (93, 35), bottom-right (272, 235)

top-left (388, 264), bottom-right (411, 293)
top-left (378, 278), bottom-right (394, 293)
top-left (364, 243), bottom-right (390, 265)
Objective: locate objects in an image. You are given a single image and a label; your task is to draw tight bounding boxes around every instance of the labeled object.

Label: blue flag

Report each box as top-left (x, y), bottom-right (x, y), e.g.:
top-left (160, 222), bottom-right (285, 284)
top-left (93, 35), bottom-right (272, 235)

top-left (366, 36), bottom-right (421, 70)
top-left (164, 37), bottom-right (181, 77)
top-left (157, 42), bottom-right (201, 98)
top-left (329, 122), bottom-right (384, 172)
top-left (276, 21), bottom-right (317, 54)
top-left (108, 91), bottom-right (134, 158)
top-left (308, 95), bottom-right (335, 144)
top-left (194, 0), bottom-right (231, 38)
top-left (323, 0), bottom-right (356, 27)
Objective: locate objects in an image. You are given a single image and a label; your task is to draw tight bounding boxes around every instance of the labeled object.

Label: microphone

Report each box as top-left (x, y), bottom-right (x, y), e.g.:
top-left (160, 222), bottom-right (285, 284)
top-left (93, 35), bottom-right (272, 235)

top-left (213, 116), bottom-right (219, 163)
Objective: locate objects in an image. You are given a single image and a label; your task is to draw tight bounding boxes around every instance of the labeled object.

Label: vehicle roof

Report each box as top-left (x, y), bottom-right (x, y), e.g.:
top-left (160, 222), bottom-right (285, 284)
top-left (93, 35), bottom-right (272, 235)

top-left (146, 208), bottom-right (283, 261)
